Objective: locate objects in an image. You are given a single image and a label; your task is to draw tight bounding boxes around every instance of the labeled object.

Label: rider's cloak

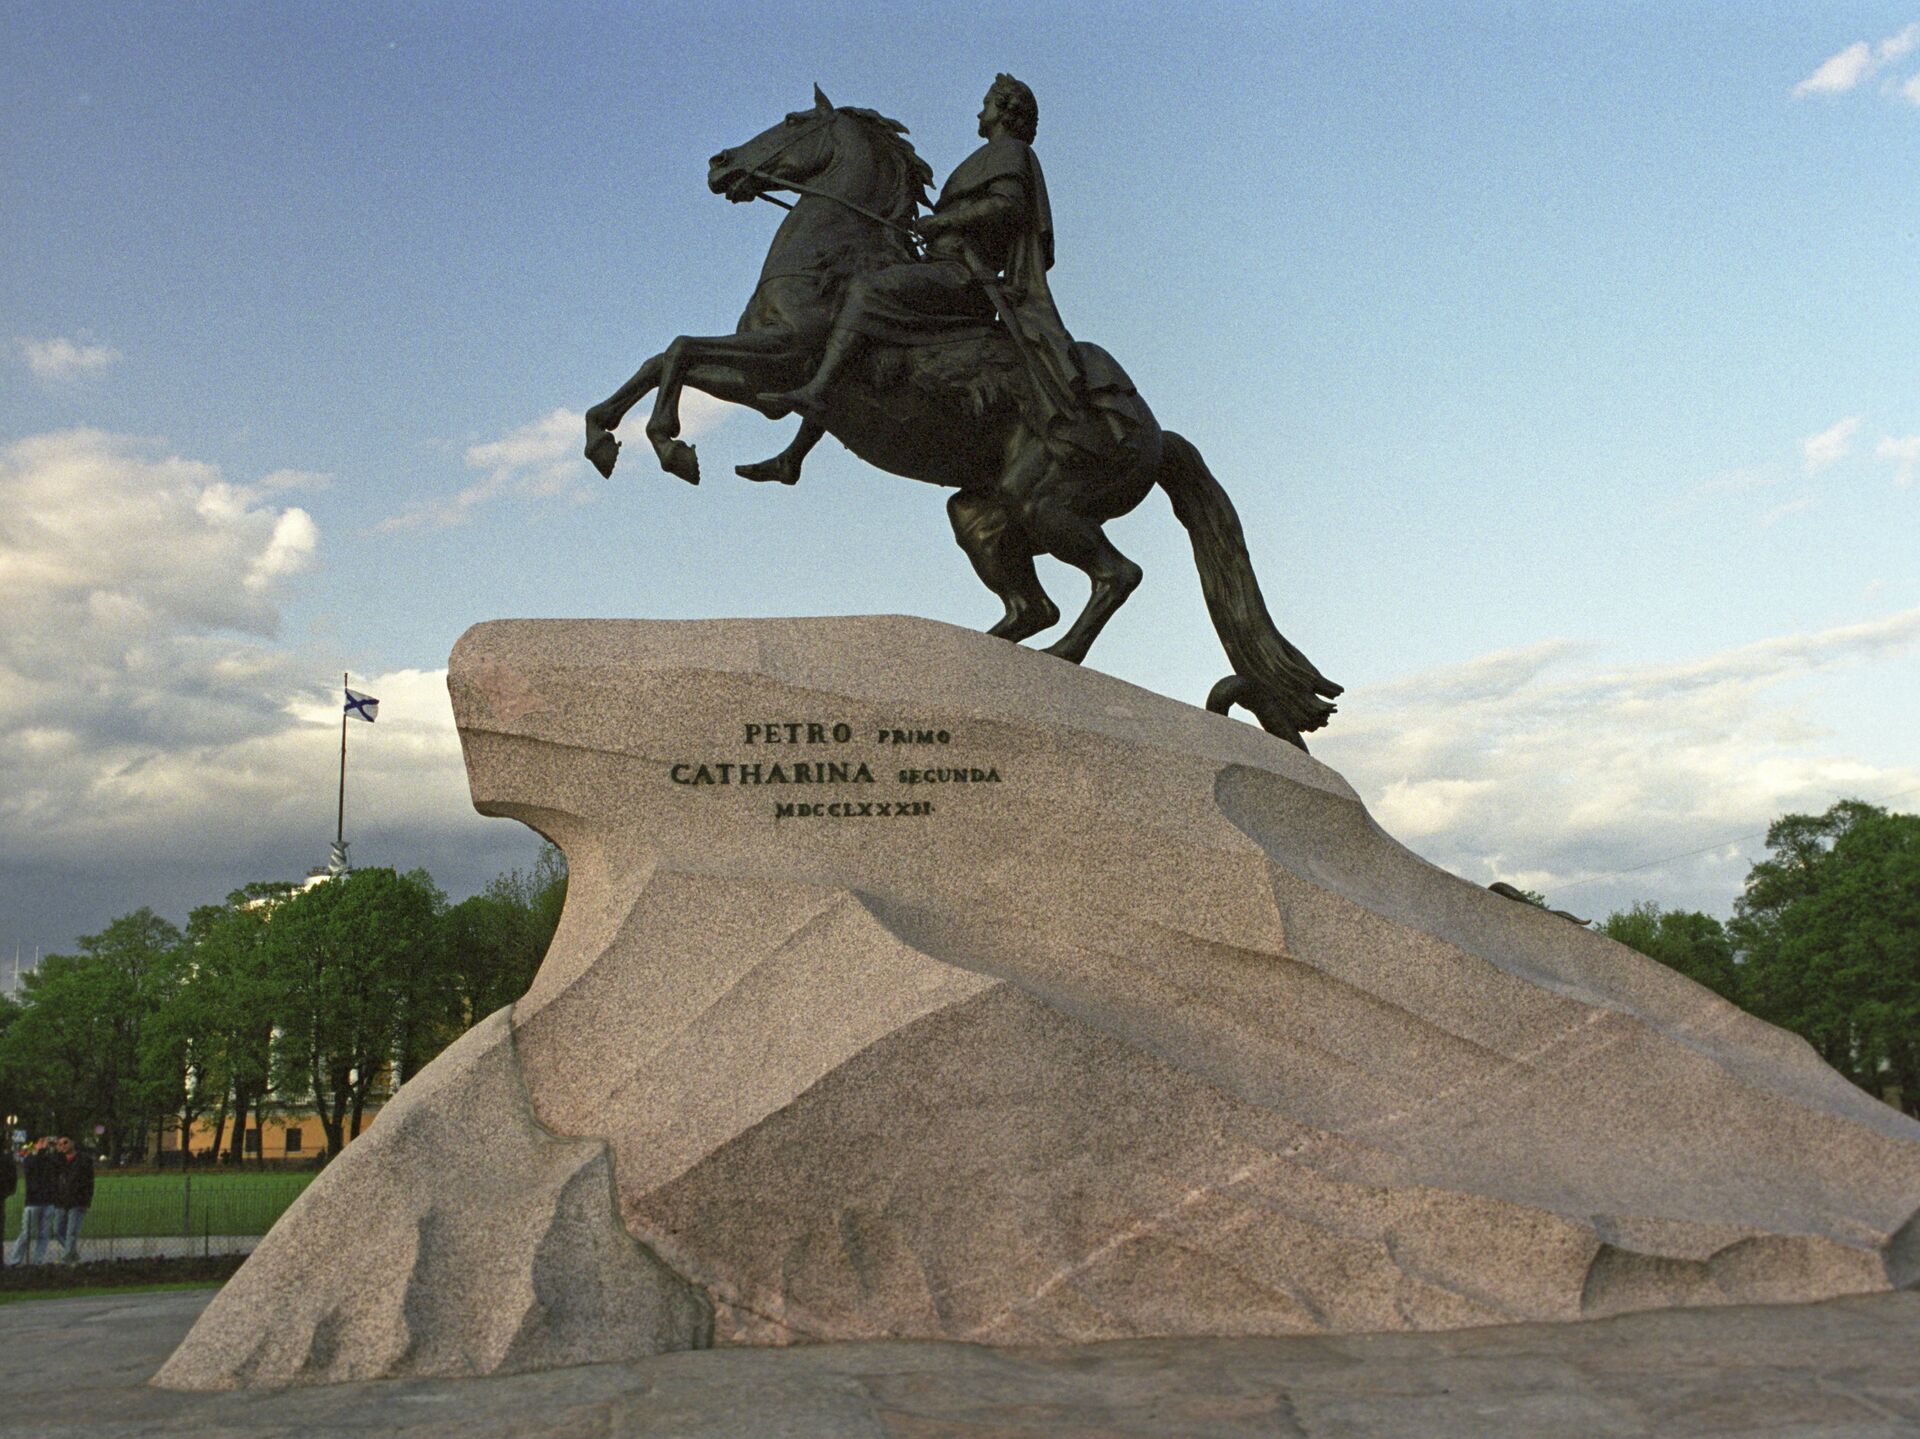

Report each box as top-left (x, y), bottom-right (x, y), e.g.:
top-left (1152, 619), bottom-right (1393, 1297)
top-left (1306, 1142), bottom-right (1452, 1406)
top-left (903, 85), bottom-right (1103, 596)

top-left (936, 134), bottom-right (1088, 434)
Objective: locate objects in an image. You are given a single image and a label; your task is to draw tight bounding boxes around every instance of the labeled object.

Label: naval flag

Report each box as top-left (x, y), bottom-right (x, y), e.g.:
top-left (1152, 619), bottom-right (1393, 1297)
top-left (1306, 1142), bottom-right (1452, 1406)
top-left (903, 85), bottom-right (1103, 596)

top-left (344, 687), bottom-right (380, 722)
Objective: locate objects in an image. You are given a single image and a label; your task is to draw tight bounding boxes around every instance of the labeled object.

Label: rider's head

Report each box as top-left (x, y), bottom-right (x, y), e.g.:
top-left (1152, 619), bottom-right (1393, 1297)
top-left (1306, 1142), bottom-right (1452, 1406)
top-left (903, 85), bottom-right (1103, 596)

top-left (986, 74), bottom-right (1038, 144)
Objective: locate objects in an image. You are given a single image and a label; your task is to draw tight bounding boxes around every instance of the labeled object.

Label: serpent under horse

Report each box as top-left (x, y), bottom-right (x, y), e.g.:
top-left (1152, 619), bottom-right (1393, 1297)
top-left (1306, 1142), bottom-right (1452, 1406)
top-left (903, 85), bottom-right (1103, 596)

top-left (584, 89), bottom-right (1340, 748)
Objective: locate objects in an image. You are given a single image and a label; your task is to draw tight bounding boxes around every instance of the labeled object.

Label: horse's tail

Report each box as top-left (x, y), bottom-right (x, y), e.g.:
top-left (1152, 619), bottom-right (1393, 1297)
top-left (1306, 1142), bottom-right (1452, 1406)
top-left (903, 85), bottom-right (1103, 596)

top-left (1154, 430), bottom-right (1341, 750)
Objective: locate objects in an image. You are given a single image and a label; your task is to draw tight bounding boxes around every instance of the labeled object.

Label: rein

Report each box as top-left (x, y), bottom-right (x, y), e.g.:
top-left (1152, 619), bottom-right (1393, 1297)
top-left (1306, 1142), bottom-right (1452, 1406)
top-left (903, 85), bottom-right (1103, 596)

top-left (749, 168), bottom-right (919, 244)
top-left (736, 112), bottom-right (922, 302)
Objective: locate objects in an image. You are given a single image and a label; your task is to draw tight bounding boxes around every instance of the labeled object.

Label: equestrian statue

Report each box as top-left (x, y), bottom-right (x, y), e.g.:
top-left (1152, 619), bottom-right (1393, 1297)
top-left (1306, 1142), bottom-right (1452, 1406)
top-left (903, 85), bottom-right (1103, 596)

top-left (584, 76), bottom-right (1341, 749)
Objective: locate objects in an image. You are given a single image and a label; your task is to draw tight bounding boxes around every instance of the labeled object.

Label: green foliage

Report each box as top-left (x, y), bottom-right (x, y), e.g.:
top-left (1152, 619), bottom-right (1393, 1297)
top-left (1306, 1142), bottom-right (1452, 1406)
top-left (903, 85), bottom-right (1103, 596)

top-left (0, 847), bottom-right (566, 1158)
top-left (438, 844), bottom-right (567, 1037)
top-left (147, 888), bottom-right (287, 1162)
top-left (1730, 802), bottom-right (1920, 1112)
top-left (1598, 903), bottom-right (1739, 1002)
top-left (0, 910), bottom-right (182, 1153)
top-left (266, 867), bottom-right (446, 1154)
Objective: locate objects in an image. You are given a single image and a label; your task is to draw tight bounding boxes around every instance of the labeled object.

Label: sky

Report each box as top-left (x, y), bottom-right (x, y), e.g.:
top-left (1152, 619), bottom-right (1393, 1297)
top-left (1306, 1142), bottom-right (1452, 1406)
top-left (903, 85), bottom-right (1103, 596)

top-left (3, 2), bottom-right (1917, 965)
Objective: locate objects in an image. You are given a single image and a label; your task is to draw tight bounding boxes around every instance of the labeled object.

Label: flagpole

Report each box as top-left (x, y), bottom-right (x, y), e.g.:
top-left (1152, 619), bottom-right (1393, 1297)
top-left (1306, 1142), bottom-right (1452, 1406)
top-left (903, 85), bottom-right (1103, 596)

top-left (337, 670), bottom-right (349, 855)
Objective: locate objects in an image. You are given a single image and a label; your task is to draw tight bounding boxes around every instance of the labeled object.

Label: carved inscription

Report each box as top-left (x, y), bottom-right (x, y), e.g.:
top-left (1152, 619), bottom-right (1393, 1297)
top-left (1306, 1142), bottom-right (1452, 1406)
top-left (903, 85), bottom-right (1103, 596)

top-left (666, 720), bottom-right (1002, 820)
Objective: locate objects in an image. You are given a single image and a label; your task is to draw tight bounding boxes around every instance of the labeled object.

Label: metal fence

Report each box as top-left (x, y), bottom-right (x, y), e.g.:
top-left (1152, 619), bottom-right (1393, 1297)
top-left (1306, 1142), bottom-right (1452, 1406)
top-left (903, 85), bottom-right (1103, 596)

top-left (3, 1171), bottom-right (311, 1264)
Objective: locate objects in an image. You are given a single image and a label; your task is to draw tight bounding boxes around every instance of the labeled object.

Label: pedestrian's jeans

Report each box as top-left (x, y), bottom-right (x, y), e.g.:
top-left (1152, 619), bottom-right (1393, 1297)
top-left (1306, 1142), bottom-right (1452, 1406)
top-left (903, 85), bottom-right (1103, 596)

top-left (57, 1205), bottom-right (86, 1262)
top-left (8, 1205), bottom-right (55, 1264)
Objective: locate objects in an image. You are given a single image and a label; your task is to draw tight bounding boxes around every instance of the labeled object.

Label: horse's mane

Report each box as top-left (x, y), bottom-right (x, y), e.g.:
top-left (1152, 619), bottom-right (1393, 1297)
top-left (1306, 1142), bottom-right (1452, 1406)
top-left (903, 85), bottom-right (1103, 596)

top-left (836, 106), bottom-right (933, 226)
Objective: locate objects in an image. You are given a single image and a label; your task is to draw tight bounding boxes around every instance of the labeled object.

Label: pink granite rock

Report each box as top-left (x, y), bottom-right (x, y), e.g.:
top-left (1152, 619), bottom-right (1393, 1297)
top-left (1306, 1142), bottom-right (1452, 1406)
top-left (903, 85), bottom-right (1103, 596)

top-left (159, 615), bottom-right (1920, 1388)
top-left (465, 617), bottom-right (1920, 1344)
top-left (155, 1008), bottom-right (711, 1389)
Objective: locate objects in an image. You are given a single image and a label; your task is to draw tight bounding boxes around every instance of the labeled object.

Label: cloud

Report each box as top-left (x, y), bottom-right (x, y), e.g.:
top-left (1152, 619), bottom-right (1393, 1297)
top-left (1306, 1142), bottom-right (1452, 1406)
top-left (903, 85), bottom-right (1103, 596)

top-left (1901, 73), bottom-right (1920, 105)
top-left (257, 468), bottom-right (334, 493)
top-left (1796, 41), bottom-right (1875, 96)
top-left (1689, 467), bottom-right (1778, 499)
top-left (0, 429), bottom-right (535, 955)
top-left (1312, 609), bottom-right (1920, 919)
top-left (1758, 497), bottom-right (1814, 526)
top-left (17, 335), bottom-right (121, 380)
top-left (1801, 415), bottom-right (1860, 473)
top-left (1885, 23), bottom-right (1920, 60)
top-left (1878, 434), bottom-right (1920, 486)
top-left (381, 394), bottom-right (744, 532)
top-left (0, 430), bottom-right (315, 647)
top-left (1793, 24), bottom-right (1920, 98)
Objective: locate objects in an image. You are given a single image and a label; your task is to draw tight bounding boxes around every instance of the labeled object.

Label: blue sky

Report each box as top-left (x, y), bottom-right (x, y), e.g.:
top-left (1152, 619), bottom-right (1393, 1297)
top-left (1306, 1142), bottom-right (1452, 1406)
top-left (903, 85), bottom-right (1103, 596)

top-left (4, 3), bottom-right (1917, 961)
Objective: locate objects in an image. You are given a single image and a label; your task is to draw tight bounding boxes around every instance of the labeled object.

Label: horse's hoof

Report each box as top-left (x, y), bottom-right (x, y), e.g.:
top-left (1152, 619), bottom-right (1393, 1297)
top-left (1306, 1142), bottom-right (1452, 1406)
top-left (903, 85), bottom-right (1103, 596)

top-left (585, 429), bottom-right (621, 480)
top-left (988, 606), bottom-right (1058, 643)
top-left (658, 439), bottom-right (700, 486)
top-left (736, 457), bottom-right (799, 486)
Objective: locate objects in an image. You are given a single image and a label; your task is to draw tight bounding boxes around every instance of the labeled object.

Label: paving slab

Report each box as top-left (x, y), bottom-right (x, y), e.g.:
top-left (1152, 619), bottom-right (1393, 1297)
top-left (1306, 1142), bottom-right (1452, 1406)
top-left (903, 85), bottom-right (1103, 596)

top-left (10, 1287), bottom-right (1920, 1437)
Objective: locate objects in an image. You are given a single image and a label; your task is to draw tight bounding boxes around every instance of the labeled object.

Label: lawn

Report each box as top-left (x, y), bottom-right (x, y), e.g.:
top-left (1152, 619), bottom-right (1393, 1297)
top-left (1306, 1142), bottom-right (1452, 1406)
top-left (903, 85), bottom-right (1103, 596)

top-left (4, 1171), bottom-right (314, 1240)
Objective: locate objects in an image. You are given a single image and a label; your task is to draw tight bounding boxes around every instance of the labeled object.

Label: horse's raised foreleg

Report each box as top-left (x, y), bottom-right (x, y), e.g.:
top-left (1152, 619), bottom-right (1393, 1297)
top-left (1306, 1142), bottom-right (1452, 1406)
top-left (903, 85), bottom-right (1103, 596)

top-left (948, 491), bottom-right (1059, 641)
top-left (645, 331), bottom-right (804, 485)
top-left (584, 354), bottom-right (665, 478)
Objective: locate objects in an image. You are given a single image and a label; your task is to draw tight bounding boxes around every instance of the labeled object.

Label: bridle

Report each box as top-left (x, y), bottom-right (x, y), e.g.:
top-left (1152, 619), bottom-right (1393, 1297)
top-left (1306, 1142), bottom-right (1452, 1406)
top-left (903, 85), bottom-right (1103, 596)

top-left (736, 111), bottom-right (921, 247)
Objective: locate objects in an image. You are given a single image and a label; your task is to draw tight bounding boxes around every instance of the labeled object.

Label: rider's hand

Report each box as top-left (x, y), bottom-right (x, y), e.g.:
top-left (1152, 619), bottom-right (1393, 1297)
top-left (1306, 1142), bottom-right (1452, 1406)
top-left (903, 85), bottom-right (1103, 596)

top-left (910, 212), bottom-right (949, 239)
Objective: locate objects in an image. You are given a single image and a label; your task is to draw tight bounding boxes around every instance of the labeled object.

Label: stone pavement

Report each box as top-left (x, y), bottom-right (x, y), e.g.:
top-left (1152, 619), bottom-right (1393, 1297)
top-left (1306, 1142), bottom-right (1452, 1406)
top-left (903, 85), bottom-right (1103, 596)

top-left (9, 1288), bottom-right (1920, 1436)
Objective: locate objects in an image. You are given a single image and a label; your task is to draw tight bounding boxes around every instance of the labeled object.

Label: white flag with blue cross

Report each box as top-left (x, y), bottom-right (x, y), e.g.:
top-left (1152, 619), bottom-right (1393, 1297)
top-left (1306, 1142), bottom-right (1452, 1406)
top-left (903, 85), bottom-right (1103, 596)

top-left (344, 687), bottom-right (380, 723)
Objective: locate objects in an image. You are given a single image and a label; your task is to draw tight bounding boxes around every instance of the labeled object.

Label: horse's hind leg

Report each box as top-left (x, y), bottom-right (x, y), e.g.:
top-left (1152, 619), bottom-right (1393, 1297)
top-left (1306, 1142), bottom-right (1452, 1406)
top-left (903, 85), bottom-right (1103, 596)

top-left (1012, 486), bottom-right (1142, 664)
top-left (948, 491), bottom-right (1059, 642)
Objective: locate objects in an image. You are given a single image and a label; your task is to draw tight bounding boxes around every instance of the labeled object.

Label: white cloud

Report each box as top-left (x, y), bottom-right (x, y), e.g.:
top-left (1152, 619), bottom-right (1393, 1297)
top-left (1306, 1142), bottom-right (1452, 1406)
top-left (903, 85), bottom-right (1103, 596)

top-left (0, 427), bottom-right (325, 841)
top-left (0, 430), bottom-right (315, 649)
top-left (382, 394), bottom-right (744, 531)
top-left (1801, 415), bottom-right (1860, 473)
top-left (1901, 73), bottom-right (1920, 105)
top-left (1793, 25), bottom-right (1920, 98)
top-left (1878, 434), bottom-right (1920, 485)
top-left (1312, 609), bottom-right (1920, 918)
top-left (257, 468), bottom-right (334, 493)
top-left (1758, 496), bottom-right (1814, 526)
top-left (1883, 23), bottom-right (1920, 61)
top-left (17, 335), bottom-right (121, 380)
top-left (1690, 466), bottom-right (1778, 499)
top-left (0, 430), bottom-right (530, 951)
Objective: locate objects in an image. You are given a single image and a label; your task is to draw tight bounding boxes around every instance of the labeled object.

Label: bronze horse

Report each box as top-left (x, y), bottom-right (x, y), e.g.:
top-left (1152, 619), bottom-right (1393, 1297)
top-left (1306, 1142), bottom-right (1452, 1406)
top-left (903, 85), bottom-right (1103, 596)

top-left (584, 90), bottom-right (1339, 748)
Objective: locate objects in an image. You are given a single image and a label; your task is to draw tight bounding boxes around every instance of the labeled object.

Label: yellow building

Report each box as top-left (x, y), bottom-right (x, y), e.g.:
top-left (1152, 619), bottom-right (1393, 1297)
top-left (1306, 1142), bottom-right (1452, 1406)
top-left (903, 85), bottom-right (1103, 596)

top-left (155, 1107), bottom-right (382, 1162)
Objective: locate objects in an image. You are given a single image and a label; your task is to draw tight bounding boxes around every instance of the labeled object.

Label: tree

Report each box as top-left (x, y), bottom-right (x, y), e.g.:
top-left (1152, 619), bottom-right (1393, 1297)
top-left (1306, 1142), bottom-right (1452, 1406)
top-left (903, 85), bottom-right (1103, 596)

top-left (267, 868), bottom-right (445, 1155)
top-left (1599, 903), bottom-right (1739, 1002)
top-left (145, 887), bottom-right (287, 1165)
top-left (1730, 801), bottom-right (1920, 1114)
top-left (438, 844), bottom-right (567, 1038)
top-left (0, 992), bottom-right (35, 1142)
top-left (0, 910), bottom-right (183, 1153)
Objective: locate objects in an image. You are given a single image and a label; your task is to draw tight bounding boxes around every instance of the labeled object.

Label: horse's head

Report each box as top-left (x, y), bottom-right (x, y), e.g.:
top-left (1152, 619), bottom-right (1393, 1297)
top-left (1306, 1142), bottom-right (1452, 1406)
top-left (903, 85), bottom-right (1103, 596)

top-left (709, 85), bottom-right (841, 204)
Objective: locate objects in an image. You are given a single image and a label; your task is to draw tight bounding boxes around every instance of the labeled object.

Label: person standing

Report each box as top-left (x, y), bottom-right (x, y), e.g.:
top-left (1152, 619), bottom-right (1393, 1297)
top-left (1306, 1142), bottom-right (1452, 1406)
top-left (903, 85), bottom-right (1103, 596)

top-left (7, 1139), bottom-right (57, 1265)
top-left (53, 1137), bottom-right (93, 1264)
